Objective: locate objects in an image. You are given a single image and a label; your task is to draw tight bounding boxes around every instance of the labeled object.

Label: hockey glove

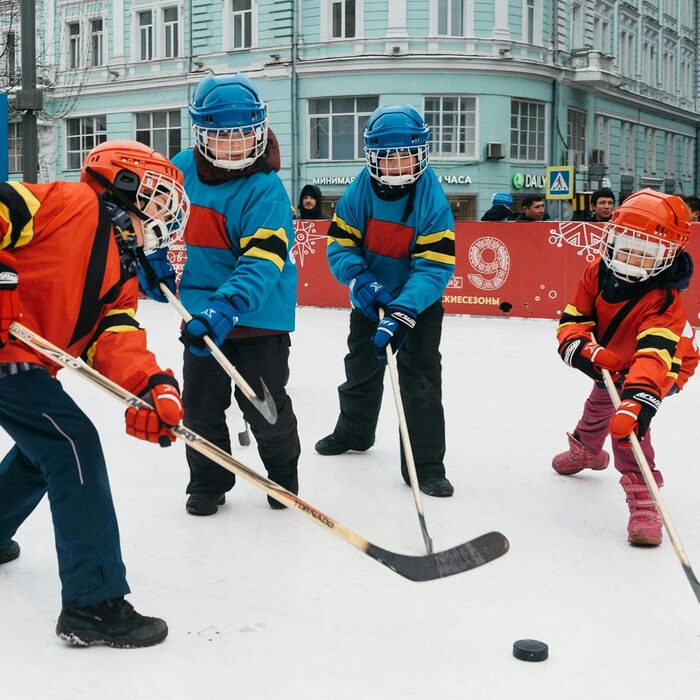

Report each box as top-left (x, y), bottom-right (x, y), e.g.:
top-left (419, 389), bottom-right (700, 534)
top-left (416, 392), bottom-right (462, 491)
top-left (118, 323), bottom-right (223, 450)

top-left (373, 306), bottom-right (416, 359)
top-left (348, 267), bottom-right (394, 322)
top-left (558, 337), bottom-right (623, 380)
top-left (137, 247), bottom-right (176, 303)
top-left (125, 370), bottom-right (183, 446)
top-left (0, 252), bottom-right (22, 348)
top-left (609, 387), bottom-right (661, 444)
top-left (180, 296), bottom-right (240, 357)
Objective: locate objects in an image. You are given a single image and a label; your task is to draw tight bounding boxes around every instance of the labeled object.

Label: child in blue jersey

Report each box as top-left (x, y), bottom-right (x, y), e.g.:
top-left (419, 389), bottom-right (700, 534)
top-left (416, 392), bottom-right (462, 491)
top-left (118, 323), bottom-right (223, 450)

top-left (315, 105), bottom-right (456, 497)
top-left (174, 73), bottom-right (300, 515)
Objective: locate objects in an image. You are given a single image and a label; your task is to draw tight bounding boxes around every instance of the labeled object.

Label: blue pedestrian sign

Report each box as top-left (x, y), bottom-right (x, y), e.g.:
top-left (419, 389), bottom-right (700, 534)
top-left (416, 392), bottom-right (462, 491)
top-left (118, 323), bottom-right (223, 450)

top-left (545, 166), bottom-right (574, 200)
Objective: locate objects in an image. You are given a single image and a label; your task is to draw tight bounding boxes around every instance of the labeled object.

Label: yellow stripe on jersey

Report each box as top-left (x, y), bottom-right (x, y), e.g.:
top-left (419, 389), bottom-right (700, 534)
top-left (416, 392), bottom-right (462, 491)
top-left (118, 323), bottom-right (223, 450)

top-left (240, 227), bottom-right (288, 272)
top-left (556, 304), bottom-right (596, 332)
top-left (0, 182), bottom-right (41, 250)
top-left (327, 215), bottom-right (362, 248)
top-left (412, 228), bottom-right (456, 266)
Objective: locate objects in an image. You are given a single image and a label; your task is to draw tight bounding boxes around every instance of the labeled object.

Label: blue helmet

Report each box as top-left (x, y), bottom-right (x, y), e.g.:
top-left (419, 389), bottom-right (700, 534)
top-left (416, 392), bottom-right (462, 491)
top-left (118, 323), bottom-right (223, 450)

top-left (363, 106), bottom-right (430, 186)
top-left (189, 73), bottom-right (268, 171)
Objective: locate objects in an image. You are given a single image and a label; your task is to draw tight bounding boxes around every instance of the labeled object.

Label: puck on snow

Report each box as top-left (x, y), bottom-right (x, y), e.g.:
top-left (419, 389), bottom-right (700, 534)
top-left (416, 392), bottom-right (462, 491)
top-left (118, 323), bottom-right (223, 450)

top-left (512, 639), bottom-right (548, 662)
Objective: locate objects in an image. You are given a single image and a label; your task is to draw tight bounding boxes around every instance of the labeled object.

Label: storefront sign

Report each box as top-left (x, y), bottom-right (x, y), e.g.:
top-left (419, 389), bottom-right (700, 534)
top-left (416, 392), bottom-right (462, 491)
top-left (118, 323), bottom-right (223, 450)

top-left (512, 172), bottom-right (546, 189)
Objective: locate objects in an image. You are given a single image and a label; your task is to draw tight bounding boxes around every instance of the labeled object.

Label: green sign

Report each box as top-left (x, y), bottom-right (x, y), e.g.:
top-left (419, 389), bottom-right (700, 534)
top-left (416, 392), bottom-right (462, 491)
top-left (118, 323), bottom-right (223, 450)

top-left (512, 172), bottom-right (525, 189)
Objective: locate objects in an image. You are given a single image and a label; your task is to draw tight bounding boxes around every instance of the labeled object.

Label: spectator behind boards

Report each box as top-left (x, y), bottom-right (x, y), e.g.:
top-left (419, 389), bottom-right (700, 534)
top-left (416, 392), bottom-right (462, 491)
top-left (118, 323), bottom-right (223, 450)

top-left (571, 187), bottom-right (616, 223)
top-left (481, 192), bottom-right (515, 221)
top-left (513, 193), bottom-right (549, 221)
top-left (296, 184), bottom-right (330, 220)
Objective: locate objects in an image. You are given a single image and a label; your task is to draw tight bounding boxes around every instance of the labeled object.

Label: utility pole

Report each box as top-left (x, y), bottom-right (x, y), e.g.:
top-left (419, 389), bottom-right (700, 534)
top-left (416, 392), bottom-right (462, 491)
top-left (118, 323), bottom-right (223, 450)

top-left (17, 0), bottom-right (41, 182)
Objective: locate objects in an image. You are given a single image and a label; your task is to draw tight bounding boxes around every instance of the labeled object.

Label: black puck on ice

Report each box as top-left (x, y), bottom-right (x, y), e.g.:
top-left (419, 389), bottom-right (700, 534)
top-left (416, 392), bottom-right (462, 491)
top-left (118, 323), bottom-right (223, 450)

top-left (512, 639), bottom-right (548, 662)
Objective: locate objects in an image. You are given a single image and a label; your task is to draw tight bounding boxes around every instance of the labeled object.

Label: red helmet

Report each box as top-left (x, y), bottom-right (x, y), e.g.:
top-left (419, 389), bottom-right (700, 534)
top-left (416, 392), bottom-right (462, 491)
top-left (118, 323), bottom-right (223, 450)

top-left (81, 140), bottom-right (189, 251)
top-left (601, 189), bottom-right (690, 281)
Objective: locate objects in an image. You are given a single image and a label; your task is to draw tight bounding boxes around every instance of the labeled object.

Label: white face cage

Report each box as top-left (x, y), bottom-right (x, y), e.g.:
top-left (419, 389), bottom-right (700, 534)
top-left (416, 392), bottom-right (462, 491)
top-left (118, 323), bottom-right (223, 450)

top-left (600, 225), bottom-right (679, 282)
top-left (193, 122), bottom-right (269, 171)
top-left (364, 145), bottom-right (429, 187)
top-left (136, 170), bottom-right (191, 253)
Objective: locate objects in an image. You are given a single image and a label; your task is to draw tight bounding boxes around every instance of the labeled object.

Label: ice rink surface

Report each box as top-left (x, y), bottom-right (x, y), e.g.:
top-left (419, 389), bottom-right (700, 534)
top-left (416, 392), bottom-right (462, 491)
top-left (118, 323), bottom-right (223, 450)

top-left (1, 302), bottom-right (699, 699)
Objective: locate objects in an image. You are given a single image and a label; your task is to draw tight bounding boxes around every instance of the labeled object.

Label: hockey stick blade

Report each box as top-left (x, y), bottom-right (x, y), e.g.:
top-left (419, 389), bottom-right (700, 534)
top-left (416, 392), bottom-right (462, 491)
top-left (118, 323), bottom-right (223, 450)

top-left (367, 532), bottom-right (509, 582)
top-left (683, 564), bottom-right (700, 604)
top-left (249, 379), bottom-right (277, 425)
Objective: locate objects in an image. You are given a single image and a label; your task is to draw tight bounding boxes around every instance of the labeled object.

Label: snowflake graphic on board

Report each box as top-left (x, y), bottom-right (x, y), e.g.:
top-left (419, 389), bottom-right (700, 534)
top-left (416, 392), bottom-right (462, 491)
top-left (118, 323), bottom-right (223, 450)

top-left (290, 220), bottom-right (327, 267)
top-left (548, 221), bottom-right (607, 262)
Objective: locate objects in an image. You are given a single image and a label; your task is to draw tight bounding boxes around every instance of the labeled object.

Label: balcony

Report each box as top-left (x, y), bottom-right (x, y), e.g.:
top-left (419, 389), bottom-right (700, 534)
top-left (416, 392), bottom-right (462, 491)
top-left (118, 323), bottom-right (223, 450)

top-left (568, 49), bottom-right (620, 87)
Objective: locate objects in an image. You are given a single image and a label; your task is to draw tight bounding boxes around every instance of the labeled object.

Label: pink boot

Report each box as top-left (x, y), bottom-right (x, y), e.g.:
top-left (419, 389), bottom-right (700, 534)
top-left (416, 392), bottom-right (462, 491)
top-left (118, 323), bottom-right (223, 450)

top-left (620, 472), bottom-right (664, 546)
top-left (552, 433), bottom-right (610, 475)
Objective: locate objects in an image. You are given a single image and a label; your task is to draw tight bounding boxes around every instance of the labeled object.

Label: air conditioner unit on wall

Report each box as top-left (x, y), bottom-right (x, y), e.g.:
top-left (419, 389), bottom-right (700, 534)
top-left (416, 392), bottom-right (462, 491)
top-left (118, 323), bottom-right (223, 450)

top-left (591, 149), bottom-right (606, 165)
top-left (566, 149), bottom-right (587, 168)
top-left (486, 142), bottom-right (505, 160)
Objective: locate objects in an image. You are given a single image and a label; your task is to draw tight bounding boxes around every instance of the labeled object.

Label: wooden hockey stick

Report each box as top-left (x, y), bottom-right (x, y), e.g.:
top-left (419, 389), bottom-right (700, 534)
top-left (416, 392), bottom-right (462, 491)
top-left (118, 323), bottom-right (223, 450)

top-left (379, 308), bottom-right (434, 555)
top-left (158, 284), bottom-right (277, 425)
top-left (10, 322), bottom-right (509, 582)
top-left (600, 365), bottom-right (700, 604)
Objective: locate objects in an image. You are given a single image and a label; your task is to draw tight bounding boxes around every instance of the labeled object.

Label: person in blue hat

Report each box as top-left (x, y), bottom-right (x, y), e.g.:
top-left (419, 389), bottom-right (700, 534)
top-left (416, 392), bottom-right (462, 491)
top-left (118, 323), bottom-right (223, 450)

top-left (481, 192), bottom-right (515, 221)
top-left (315, 105), bottom-right (456, 497)
top-left (173, 73), bottom-right (300, 515)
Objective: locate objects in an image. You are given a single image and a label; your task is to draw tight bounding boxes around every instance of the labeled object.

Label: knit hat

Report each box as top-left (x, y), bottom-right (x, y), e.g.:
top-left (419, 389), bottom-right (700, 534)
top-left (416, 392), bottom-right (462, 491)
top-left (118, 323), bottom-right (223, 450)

top-left (491, 192), bottom-right (513, 207)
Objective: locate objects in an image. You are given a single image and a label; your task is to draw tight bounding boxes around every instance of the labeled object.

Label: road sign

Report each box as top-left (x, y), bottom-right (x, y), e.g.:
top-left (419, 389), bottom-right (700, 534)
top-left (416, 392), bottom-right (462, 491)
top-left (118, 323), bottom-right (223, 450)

top-left (545, 166), bottom-right (574, 200)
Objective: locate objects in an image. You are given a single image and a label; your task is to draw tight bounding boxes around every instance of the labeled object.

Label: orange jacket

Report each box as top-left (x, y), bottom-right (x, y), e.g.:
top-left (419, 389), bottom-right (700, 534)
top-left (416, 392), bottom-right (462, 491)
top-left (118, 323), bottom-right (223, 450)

top-left (557, 259), bottom-right (699, 397)
top-left (0, 181), bottom-right (163, 394)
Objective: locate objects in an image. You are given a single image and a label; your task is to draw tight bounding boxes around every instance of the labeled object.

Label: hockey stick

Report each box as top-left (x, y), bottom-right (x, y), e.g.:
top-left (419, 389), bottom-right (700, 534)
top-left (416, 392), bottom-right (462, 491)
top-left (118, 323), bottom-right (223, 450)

top-left (158, 284), bottom-right (277, 425)
top-left (9, 322), bottom-right (509, 582)
top-left (600, 365), bottom-right (700, 604)
top-left (379, 309), bottom-right (434, 555)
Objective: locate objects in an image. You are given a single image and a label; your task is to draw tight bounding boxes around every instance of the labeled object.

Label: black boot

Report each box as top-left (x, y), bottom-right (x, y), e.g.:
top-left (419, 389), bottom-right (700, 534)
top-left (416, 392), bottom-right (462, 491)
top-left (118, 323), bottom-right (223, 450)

top-left (56, 597), bottom-right (168, 648)
top-left (267, 474), bottom-right (299, 510)
top-left (186, 493), bottom-right (226, 516)
top-left (0, 540), bottom-right (20, 564)
top-left (314, 434), bottom-right (372, 456)
top-left (418, 476), bottom-right (454, 498)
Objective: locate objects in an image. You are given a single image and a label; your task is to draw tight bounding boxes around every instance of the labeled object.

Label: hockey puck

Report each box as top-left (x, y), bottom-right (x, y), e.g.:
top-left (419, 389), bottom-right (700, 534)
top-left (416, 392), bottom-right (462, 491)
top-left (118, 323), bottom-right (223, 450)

top-left (512, 639), bottom-right (548, 662)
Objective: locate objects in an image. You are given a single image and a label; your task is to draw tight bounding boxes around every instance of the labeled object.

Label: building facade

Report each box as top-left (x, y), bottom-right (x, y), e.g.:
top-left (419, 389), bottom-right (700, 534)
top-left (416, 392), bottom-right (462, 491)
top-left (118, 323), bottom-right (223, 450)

top-left (2, 0), bottom-right (699, 219)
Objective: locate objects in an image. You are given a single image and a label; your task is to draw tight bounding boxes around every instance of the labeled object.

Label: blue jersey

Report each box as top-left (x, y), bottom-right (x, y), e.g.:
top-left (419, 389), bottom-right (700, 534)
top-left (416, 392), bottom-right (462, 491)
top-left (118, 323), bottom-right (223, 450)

top-left (327, 167), bottom-right (455, 316)
top-left (173, 149), bottom-right (297, 332)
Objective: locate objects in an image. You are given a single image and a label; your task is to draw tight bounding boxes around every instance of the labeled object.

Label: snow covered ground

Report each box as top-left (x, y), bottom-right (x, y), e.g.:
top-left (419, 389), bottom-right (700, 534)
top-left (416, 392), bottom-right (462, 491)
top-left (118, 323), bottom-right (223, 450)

top-left (1, 302), bottom-right (699, 699)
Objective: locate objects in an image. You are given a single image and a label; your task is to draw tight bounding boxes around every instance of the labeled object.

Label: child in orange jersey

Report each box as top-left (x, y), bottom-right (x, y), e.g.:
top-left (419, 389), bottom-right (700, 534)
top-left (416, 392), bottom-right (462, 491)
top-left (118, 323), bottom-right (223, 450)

top-left (553, 189), bottom-right (698, 546)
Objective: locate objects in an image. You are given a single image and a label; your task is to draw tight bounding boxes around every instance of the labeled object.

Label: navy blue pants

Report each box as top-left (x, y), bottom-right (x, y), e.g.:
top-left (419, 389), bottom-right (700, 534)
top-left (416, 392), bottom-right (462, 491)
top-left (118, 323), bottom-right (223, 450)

top-left (0, 367), bottom-right (129, 606)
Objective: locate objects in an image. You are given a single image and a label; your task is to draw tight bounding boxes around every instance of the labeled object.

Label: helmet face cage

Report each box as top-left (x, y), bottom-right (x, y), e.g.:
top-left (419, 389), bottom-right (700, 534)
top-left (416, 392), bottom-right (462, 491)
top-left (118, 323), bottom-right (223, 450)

top-left (193, 120), bottom-right (268, 171)
top-left (136, 170), bottom-right (190, 253)
top-left (600, 225), bottom-right (678, 282)
top-left (364, 144), bottom-right (429, 186)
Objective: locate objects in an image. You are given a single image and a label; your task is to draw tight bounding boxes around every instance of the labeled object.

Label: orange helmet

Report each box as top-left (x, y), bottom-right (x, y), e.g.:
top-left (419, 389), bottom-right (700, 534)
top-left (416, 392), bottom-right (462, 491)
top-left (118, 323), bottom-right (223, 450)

top-left (81, 140), bottom-right (189, 251)
top-left (600, 189), bottom-right (690, 282)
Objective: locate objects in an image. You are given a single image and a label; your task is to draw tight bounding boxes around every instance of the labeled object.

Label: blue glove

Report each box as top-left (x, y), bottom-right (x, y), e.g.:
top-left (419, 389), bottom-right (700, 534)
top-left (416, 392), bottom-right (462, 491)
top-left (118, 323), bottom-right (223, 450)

top-left (348, 267), bottom-right (394, 322)
top-left (180, 297), bottom-right (240, 357)
top-left (372, 306), bottom-right (416, 359)
top-left (138, 247), bottom-right (176, 303)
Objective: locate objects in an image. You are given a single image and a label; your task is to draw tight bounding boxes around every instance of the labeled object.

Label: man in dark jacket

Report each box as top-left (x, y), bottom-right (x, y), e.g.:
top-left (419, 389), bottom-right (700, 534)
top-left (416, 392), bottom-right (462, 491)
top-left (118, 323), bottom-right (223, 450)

top-left (481, 192), bottom-right (515, 221)
top-left (513, 193), bottom-right (550, 221)
top-left (296, 184), bottom-right (330, 219)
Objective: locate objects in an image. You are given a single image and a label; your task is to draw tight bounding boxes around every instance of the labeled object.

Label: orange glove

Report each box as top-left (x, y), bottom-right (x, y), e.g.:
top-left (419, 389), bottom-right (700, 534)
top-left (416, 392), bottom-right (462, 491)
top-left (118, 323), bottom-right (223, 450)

top-left (0, 251), bottom-right (22, 348)
top-left (609, 388), bottom-right (661, 444)
top-left (125, 370), bottom-right (183, 446)
top-left (558, 337), bottom-right (623, 380)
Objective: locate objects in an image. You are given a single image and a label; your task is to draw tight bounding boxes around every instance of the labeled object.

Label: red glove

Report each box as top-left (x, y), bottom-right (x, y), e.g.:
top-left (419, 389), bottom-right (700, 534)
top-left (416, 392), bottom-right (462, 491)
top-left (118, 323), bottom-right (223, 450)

top-left (609, 388), bottom-right (661, 445)
top-left (125, 371), bottom-right (183, 446)
top-left (0, 251), bottom-right (22, 348)
top-left (558, 337), bottom-right (623, 380)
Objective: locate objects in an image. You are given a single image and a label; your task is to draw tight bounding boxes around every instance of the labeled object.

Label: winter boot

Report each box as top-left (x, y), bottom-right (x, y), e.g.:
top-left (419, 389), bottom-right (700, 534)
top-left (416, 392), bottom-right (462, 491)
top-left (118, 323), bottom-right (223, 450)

top-left (267, 474), bottom-right (299, 510)
top-left (56, 597), bottom-right (168, 648)
top-left (186, 493), bottom-right (226, 516)
top-left (418, 476), bottom-right (454, 498)
top-left (314, 433), bottom-right (373, 456)
top-left (552, 433), bottom-right (609, 476)
top-left (620, 472), bottom-right (664, 546)
top-left (0, 540), bottom-right (20, 564)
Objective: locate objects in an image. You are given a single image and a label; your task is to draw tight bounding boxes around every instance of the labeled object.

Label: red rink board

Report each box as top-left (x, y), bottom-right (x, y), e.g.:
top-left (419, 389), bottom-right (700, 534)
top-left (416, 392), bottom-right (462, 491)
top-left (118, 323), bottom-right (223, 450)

top-left (168, 220), bottom-right (700, 323)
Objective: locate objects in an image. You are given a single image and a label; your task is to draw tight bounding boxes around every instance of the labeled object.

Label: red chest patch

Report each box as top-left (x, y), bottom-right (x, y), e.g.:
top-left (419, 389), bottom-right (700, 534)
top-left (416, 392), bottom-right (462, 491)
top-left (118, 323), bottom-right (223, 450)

top-left (185, 206), bottom-right (230, 249)
top-left (363, 218), bottom-right (415, 259)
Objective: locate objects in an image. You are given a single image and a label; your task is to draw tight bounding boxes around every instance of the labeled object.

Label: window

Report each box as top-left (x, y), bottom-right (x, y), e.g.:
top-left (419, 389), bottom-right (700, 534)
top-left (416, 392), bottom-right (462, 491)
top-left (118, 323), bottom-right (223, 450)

top-left (90, 19), bottom-right (104, 67)
top-left (681, 136), bottom-right (694, 180)
top-left (229, 0), bottom-right (253, 49)
top-left (594, 115), bottom-right (610, 157)
top-left (619, 122), bottom-right (635, 174)
top-left (4, 31), bottom-right (17, 78)
top-left (66, 116), bottom-right (107, 170)
top-left (643, 39), bottom-right (657, 85)
top-left (68, 22), bottom-right (80, 70)
top-left (571, 3), bottom-right (583, 48)
top-left (566, 108), bottom-right (586, 156)
top-left (643, 128), bottom-right (656, 175)
top-left (424, 96), bottom-right (477, 159)
top-left (525, 0), bottom-right (535, 44)
top-left (510, 99), bottom-right (546, 161)
top-left (619, 29), bottom-right (635, 77)
top-left (138, 10), bottom-right (154, 61)
top-left (135, 110), bottom-right (182, 159)
top-left (163, 7), bottom-right (179, 58)
top-left (664, 133), bottom-right (676, 176)
top-left (332, 0), bottom-right (355, 39)
top-left (8, 123), bottom-right (22, 173)
top-left (663, 50), bottom-right (675, 90)
top-left (437, 0), bottom-right (464, 37)
top-left (592, 15), bottom-right (610, 53)
top-left (309, 96), bottom-right (378, 160)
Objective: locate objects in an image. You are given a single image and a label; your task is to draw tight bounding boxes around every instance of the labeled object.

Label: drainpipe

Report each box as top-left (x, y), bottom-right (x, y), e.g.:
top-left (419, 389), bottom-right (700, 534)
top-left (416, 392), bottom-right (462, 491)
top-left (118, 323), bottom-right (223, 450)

top-left (291, 0), bottom-right (299, 205)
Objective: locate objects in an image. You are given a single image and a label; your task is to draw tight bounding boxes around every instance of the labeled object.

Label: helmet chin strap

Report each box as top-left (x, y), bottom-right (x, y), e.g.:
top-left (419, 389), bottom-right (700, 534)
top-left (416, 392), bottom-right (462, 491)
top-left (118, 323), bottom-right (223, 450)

top-left (85, 166), bottom-right (148, 223)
